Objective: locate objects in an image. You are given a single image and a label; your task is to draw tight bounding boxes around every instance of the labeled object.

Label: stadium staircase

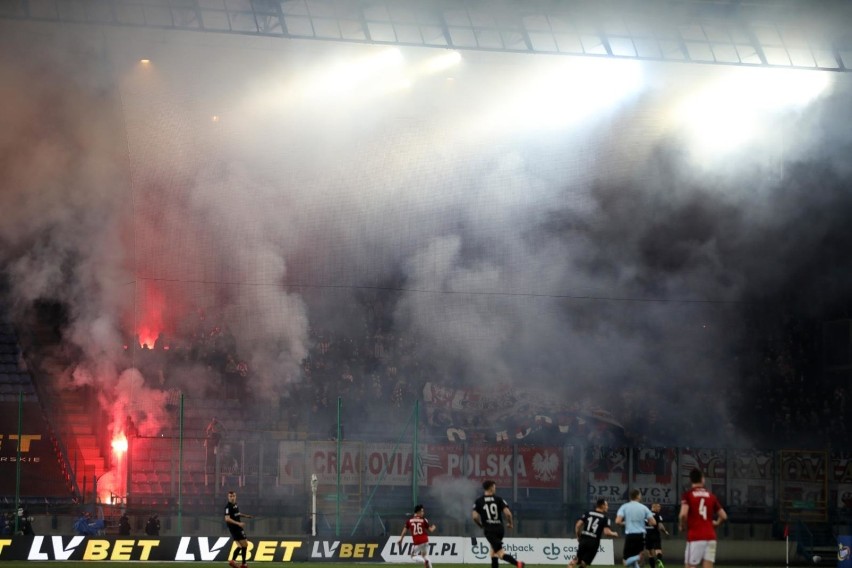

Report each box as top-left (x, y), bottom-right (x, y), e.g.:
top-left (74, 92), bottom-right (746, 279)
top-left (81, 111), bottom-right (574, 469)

top-left (45, 387), bottom-right (108, 493)
top-left (0, 319), bottom-right (38, 403)
top-left (10, 309), bottom-right (108, 501)
top-left (127, 397), bottom-right (272, 513)
top-left (0, 319), bottom-right (77, 503)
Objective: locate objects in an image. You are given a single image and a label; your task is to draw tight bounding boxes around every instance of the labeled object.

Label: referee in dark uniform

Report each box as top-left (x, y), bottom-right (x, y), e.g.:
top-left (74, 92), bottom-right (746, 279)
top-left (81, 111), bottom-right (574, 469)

top-left (225, 490), bottom-right (253, 568)
top-left (472, 480), bottom-right (525, 568)
top-left (645, 503), bottom-right (669, 568)
top-left (569, 498), bottom-right (619, 568)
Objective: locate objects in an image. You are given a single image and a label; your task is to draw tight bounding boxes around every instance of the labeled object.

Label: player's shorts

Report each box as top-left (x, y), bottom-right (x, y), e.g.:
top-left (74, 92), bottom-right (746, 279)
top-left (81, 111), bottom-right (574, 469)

top-left (684, 540), bottom-right (717, 566)
top-left (229, 526), bottom-right (247, 541)
top-left (623, 533), bottom-right (646, 560)
top-left (576, 536), bottom-right (600, 566)
top-left (410, 543), bottom-right (429, 558)
top-left (483, 525), bottom-right (506, 553)
top-left (645, 532), bottom-right (662, 550)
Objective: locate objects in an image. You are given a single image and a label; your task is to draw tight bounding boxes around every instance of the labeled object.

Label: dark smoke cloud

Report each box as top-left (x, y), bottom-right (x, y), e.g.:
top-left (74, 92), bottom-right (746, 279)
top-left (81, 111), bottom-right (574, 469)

top-left (1, 17), bottom-right (852, 451)
top-left (0, 24), bottom-right (132, 372)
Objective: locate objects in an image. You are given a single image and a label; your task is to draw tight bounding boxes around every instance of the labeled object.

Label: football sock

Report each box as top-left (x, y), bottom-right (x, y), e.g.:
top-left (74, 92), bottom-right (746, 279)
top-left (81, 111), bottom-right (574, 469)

top-left (502, 554), bottom-right (518, 566)
top-left (492, 558), bottom-right (499, 568)
top-left (625, 554), bottom-right (641, 566)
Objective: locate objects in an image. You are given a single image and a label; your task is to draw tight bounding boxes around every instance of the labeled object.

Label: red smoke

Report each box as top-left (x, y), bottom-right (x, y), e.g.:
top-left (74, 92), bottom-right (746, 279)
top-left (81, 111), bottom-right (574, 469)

top-left (135, 282), bottom-right (169, 348)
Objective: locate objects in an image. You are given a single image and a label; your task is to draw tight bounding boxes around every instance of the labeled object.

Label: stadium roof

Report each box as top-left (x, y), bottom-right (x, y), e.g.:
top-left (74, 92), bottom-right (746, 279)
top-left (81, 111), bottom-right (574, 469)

top-left (2, 0), bottom-right (851, 71)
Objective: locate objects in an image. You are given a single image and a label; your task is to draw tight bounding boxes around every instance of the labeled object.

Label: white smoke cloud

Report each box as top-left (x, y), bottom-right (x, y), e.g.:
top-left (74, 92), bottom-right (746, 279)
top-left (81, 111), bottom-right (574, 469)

top-left (2, 17), bottom-right (852, 454)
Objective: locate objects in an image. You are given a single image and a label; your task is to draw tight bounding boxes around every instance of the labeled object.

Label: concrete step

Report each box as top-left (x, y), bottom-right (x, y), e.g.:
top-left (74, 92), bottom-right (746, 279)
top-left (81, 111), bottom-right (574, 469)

top-left (75, 435), bottom-right (99, 448)
top-left (68, 423), bottom-right (94, 435)
top-left (61, 411), bottom-right (94, 423)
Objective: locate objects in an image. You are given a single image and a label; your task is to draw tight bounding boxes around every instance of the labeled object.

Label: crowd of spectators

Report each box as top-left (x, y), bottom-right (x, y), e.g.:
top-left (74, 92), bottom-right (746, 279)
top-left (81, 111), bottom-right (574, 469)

top-left (280, 297), bottom-right (437, 440)
top-left (738, 309), bottom-right (849, 449)
top-left (124, 320), bottom-right (249, 401)
top-left (301, 301), bottom-right (849, 448)
top-left (115, 297), bottom-right (850, 449)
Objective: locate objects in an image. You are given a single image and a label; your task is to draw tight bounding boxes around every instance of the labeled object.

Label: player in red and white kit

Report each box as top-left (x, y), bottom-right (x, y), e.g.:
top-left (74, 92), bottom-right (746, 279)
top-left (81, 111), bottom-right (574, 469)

top-left (398, 504), bottom-right (437, 568)
top-left (679, 468), bottom-right (728, 568)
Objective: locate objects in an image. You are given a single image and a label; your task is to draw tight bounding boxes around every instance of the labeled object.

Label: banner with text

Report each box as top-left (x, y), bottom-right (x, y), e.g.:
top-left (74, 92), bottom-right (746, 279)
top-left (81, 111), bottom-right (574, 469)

top-left (586, 446), bottom-right (629, 501)
top-left (780, 450), bottom-right (828, 509)
top-left (729, 449), bottom-right (774, 508)
top-left (424, 445), bottom-right (562, 488)
top-left (631, 448), bottom-right (678, 505)
top-left (0, 536), bottom-right (612, 563)
top-left (679, 448), bottom-right (727, 500)
top-left (277, 442), bottom-right (562, 489)
top-left (464, 538), bottom-right (614, 565)
top-left (831, 451), bottom-right (852, 509)
top-left (0, 537), bottom-right (386, 562)
top-left (382, 536), bottom-right (613, 565)
top-left (0, 402), bottom-right (68, 497)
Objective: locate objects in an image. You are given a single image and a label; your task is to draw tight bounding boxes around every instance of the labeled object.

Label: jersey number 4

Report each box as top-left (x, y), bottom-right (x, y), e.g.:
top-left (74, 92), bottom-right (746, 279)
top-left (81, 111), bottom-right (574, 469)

top-left (698, 498), bottom-right (708, 520)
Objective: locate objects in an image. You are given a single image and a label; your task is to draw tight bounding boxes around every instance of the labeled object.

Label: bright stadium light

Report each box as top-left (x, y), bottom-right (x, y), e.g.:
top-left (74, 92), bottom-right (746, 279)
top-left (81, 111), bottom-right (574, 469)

top-left (674, 88), bottom-right (757, 157)
top-left (245, 47), bottom-right (460, 117)
top-left (421, 50), bottom-right (462, 74)
top-left (672, 67), bottom-right (832, 160)
top-left (476, 57), bottom-right (644, 133)
top-left (246, 46), bottom-right (407, 113)
top-left (305, 47), bottom-right (405, 100)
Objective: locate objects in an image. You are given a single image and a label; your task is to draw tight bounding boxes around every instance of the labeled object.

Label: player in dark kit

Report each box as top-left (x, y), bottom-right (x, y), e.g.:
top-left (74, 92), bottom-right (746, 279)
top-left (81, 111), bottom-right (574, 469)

top-left (569, 498), bottom-right (619, 568)
top-left (225, 491), bottom-right (254, 568)
top-left (645, 503), bottom-right (669, 568)
top-left (472, 480), bottom-right (525, 568)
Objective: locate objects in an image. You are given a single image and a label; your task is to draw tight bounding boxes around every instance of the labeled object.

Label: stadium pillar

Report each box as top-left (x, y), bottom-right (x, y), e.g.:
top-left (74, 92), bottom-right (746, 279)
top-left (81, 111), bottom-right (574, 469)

top-left (412, 399), bottom-right (419, 509)
top-left (14, 391), bottom-right (22, 534)
top-left (178, 393), bottom-right (184, 534)
top-left (336, 396), bottom-right (342, 537)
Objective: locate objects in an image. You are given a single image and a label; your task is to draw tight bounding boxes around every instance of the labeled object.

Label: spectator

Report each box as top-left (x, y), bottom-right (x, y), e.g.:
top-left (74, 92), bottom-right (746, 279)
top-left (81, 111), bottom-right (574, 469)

top-left (1, 512), bottom-right (11, 535)
top-left (74, 512), bottom-right (103, 536)
top-left (17, 508), bottom-right (34, 536)
top-left (118, 513), bottom-right (131, 536)
top-left (124, 415), bottom-right (138, 440)
top-left (205, 417), bottom-right (224, 473)
top-left (145, 514), bottom-right (160, 536)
